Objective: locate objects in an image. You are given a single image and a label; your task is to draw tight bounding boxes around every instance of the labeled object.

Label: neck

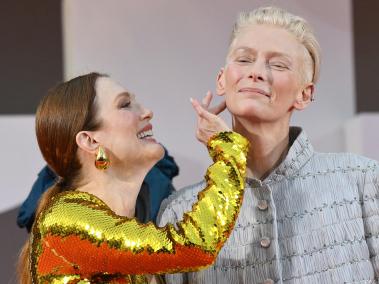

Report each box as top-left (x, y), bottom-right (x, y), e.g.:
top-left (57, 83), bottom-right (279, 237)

top-left (234, 117), bottom-right (290, 180)
top-left (78, 165), bottom-right (150, 218)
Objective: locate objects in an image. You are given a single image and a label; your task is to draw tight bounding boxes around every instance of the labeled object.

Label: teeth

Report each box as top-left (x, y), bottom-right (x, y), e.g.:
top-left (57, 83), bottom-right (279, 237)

top-left (137, 129), bottom-right (153, 139)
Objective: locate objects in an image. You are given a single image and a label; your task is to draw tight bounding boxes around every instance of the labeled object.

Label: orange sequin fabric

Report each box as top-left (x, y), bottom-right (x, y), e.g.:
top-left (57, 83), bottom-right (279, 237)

top-left (30, 132), bottom-right (248, 283)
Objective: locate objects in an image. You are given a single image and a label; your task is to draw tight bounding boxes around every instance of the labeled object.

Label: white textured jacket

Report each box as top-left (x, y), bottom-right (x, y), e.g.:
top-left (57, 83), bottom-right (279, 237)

top-left (158, 127), bottom-right (379, 284)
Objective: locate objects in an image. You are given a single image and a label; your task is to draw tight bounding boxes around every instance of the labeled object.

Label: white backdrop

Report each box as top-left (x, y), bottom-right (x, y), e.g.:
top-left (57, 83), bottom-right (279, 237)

top-left (0, 0), bottom-right (355, 212)
top-left (63, 0), bottom-right (355, 188)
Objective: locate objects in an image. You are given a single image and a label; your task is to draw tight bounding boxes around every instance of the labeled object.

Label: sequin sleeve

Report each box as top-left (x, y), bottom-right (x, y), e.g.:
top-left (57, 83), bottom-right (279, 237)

top-left (31, 131), bottom-right (248, 283)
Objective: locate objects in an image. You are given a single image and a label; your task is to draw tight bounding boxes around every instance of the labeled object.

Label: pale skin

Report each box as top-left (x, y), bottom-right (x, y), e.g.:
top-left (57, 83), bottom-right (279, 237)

top-left (194, 24), bottom-right (315, 180)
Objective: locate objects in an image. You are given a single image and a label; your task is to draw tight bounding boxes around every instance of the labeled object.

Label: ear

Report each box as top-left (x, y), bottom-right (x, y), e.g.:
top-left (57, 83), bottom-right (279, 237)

top-left (293, 83), bottom-right (314, 110)
top-left (76, 131), bottom-right (99, 155)
top-left (216, 67), bottom-right (226, 96)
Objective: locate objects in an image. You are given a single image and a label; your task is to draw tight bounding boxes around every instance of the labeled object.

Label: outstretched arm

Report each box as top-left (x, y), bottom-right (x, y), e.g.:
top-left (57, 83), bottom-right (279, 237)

top-left (33, 132), bottom-right (248, 282)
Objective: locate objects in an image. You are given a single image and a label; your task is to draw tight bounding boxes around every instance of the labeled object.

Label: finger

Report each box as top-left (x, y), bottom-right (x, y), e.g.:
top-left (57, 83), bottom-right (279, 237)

top-left (192, 98), bottom-right (216, 121)
top-left (209, 100), bottom-right (227, 115)
top-left (197, 107), bottom-right (215, 121)
top-left (201, 91), bottom-right (213, 108)
top-left (190, 97), bottom-right (205, 117)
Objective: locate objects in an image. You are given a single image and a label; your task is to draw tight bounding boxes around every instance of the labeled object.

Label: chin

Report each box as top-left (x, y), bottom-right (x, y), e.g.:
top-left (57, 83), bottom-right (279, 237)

top-left (229, 104), bottom-right (260, 117)
top-left (149, 143), bottom-right (165, 161)
top-left (142, 147), bottom-right (164, 171)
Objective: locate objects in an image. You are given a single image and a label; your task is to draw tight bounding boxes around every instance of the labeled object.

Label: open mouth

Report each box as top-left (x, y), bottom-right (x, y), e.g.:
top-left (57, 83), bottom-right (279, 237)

top-left (137, 124), bottom-right (158, 143)
top-left (137, 129), bottom-right (153, 139)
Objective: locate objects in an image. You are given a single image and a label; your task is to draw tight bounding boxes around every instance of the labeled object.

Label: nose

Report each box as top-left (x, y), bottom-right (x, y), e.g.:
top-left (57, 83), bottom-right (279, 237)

top-left (140, 106), bottom-right (153, 121)
top-left (247, 60), bottom-right (268, 82)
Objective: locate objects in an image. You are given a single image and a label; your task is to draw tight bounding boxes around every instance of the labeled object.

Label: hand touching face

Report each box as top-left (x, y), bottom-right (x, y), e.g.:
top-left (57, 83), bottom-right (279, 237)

top-left (191, 91), bottom-right (230, 145)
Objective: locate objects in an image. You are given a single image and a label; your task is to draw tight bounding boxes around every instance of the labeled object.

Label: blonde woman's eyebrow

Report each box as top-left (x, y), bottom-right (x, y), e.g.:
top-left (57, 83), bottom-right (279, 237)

top-left (266, 51), bottom-right (293, 62)
top-left (230, 46), bottom-right (292, 60)
top-left (229, 46), bottom-right (256, 56)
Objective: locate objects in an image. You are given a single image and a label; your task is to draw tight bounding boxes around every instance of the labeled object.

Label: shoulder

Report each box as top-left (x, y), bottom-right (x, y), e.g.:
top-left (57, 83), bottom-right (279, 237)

top-left (42, 190), bottom-right (108, 219)
top-left (303, 152), bottom-right (379, 193)
top-left (35, 190), bottom-right (112, 234)
top-left (306, 151), bottom-right (378, 173)
top-left (56, 190), bottom-right (105, 204)
top-left (157, 180), bottom-right (205, 226)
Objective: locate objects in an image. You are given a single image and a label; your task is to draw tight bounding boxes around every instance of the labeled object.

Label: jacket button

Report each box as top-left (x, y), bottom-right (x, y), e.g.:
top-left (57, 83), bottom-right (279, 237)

top-left (260, 237), bottom-right (271, 248)
top-left (257, 200), bottom-right (268, 211)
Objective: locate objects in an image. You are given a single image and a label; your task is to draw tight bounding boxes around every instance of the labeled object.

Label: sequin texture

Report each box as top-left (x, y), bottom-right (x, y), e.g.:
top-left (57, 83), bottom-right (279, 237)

top-left (30, 131), bottom-right (248, 283)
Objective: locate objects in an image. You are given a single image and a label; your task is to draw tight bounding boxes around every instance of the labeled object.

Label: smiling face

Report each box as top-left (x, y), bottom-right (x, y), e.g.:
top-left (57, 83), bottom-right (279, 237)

top-left (92, 77), bottom-right (164, 168)
top-left (218, 24), bottom-right (313, 124)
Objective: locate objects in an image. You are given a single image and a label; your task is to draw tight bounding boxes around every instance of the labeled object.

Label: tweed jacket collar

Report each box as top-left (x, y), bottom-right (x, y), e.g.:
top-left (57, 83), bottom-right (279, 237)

top-left (246, 126), bottom-right (314, 186)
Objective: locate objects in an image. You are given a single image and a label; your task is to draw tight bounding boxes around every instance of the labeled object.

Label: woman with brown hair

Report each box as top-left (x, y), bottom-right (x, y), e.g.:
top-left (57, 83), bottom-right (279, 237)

top-left (18, 72), bottom-right (248, 283)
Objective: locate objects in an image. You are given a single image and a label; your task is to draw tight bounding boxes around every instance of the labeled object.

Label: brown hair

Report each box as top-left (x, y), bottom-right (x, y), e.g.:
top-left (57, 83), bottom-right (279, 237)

top-left (18, 72), bottom-right (105, 284)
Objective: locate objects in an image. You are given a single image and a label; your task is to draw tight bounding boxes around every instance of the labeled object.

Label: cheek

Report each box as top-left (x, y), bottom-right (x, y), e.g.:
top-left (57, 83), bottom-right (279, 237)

top-left (225, 66), bottom-right (244, 88)
top-left (272, 75), bottom-right (300, 99)
top-left (117, 112), bottom-right (138, 129)
top-left (225, 93), bottom-right (252, 116)
top-left (104, 113), bottom-right (138, 143)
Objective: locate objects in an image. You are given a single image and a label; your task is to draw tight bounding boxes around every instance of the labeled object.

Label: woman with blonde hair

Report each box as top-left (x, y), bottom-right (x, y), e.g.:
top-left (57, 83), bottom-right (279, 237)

top-left (18, 72), bottom-right (249, 283)
top-left (159, 6), bottom-right (379, 283)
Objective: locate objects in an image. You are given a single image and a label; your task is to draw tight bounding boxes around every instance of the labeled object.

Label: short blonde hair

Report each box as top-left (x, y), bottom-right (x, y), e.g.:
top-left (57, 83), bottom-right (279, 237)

top-left (229, 6), bottom-right (321, 84)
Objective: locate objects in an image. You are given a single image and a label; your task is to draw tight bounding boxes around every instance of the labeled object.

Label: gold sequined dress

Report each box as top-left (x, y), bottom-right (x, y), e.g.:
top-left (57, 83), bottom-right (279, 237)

top-left (30, 132), bottom-right (248, 283)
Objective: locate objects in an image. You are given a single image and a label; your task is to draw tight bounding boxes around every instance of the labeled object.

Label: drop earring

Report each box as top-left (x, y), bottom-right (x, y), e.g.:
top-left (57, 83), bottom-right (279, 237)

top-left (95, 146), bottom-right (110, 170)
